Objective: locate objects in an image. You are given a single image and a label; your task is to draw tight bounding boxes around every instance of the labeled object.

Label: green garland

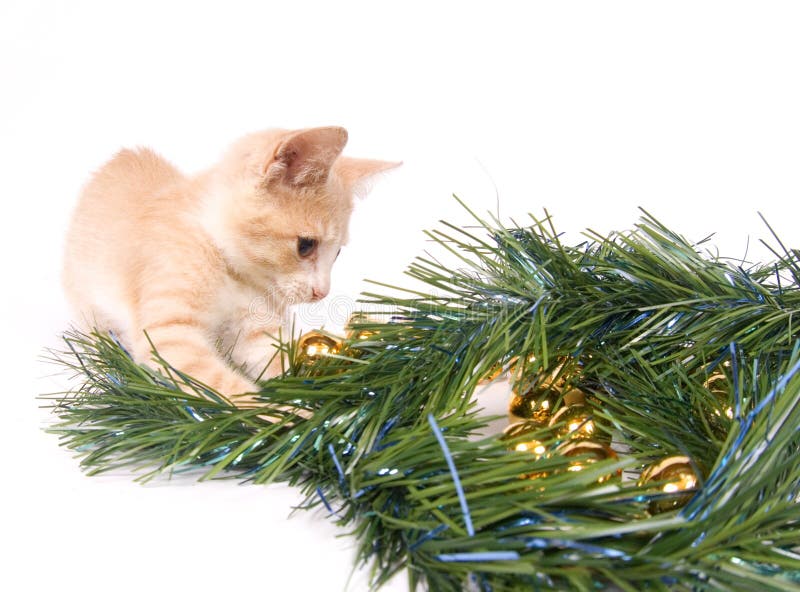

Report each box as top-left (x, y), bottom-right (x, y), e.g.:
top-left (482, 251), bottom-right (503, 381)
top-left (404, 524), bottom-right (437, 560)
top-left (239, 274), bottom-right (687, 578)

top-left (44, 202), bottom-right (800, 591)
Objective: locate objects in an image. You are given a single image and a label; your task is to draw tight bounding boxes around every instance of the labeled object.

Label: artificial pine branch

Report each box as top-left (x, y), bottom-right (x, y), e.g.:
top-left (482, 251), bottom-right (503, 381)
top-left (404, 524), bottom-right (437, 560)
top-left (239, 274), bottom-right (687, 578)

top-left (43, 202), bottom-right (800, 591)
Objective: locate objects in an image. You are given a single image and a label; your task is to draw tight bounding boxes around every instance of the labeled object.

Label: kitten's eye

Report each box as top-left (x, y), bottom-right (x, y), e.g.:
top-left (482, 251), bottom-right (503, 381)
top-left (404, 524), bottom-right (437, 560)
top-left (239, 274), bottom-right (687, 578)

top-left (297, 237), bottom-right (318, 258)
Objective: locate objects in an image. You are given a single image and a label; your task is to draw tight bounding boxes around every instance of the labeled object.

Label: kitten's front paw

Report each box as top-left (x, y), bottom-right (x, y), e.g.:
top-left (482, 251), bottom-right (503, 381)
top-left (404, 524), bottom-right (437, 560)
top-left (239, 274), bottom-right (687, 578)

top-left (236, 342), bottom-right (285, 382)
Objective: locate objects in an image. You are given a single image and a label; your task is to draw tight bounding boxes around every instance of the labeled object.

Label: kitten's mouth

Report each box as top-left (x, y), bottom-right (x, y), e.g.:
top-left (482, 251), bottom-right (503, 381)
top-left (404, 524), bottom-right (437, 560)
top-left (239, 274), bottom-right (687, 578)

top-left (281, 290), bottom-right (320, 305)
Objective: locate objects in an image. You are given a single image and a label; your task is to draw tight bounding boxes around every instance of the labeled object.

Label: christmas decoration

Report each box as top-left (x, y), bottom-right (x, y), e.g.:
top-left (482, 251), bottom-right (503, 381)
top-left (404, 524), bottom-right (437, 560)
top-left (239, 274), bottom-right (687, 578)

top-left (704, 371), bottom-right (734, 420)
top-left (638, 455), bottom-right (701, 514)
top-left (507, 363), bottom-right (568, 421)
top-left (348, 329), bottom-right (378, 341)
top-left (548, 402), bottom-right (600, 440)
top-left (344, 316), bottom-right (386, 359)
top-left (503, 421), bottom-right (548, 457)
top-left (556, 439), bottom-right (620, 483)
top-left (296, 331), bottom-right (342, 366)
top-left (44, 202), bottom-right (800, 591)
top-left (507, 389), bottom-right (556, 424)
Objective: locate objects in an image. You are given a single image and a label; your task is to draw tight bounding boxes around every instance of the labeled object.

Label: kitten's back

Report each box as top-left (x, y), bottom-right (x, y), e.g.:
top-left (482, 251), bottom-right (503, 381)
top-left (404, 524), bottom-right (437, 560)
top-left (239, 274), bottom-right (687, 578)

top-left (63, 148), bottom-right (184, 338)
top-left (82, 147), bottom-right (183, 209)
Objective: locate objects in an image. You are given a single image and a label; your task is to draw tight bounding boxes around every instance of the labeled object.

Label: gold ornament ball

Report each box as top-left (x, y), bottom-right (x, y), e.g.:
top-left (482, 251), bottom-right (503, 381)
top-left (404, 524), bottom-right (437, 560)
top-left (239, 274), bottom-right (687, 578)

top-left (511, 358), bottom-right (582, 407)
top-left (562, 388), bottom-right (587, 407)
top-left (548, 402), bottom-right (609, 442)
top-left (509, 389), bottom-right (558, 423)
top-left (510, 353), bottom-right (536, 373)
top-left (345, 327), bottom-right (380, 358)
top-left (503, 421), bottom-right (548, 457)
top-left (704, 372), bottom-right (733, 421)
top-left (514, 356), bottom-right (579, 393)
top-left (638, 455), bottom-right (700, 514)
top-left (704, 372), bottom-right (728, 396)
top-left (556, 439), bottom-right (620, 483)
top-left (504, 421), bottom-right (550, 480)
top-left (348, 327), bottom-right (379, 342)
top-left (297, 331), bottom-right (342, 365)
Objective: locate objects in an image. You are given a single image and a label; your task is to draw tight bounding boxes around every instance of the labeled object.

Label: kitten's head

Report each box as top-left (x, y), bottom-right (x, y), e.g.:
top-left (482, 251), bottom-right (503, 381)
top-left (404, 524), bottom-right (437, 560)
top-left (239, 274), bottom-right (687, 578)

top-left (208, 127), bottom-right (399, 304)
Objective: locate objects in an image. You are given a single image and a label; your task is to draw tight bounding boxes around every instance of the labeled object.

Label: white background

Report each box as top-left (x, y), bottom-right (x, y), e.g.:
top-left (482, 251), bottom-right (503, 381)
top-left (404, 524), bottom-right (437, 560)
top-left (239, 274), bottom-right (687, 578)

top-left (2, 1), bottom-right (799, 591)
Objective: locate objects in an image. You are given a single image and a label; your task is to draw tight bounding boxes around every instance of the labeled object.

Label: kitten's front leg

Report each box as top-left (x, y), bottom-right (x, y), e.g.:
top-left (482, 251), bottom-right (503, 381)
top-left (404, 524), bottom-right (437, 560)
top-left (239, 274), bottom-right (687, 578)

top-left (229, 327), bottom-right (284, 382)
top-left (226, 320), bottom-right (312, 418)
top-left (224, 293), bottom-right (292, 383)
top-left (136, 321), bottom-right (258, 397)
top-left (133, 289), bottom-right (259, 398)
top-left (139, 323), bottom-right (299, 419)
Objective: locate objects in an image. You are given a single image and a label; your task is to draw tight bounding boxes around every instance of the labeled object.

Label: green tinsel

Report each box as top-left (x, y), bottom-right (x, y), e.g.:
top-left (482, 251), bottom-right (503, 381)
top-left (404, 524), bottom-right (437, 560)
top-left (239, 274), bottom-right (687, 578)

top-left (44, 201), bottom-right (800, 591)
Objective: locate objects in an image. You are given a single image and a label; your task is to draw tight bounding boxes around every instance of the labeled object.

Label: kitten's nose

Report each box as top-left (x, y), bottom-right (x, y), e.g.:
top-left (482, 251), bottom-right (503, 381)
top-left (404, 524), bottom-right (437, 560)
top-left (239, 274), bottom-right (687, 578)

top-left (311, 286), bottom-right (328, 301)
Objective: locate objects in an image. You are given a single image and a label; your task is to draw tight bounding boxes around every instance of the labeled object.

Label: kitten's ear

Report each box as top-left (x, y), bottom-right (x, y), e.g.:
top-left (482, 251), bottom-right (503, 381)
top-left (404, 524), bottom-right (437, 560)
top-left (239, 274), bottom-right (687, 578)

top-left (334, 157), bottom-right (402, 197)
top-left (264, 127), bottom-right (348, 187)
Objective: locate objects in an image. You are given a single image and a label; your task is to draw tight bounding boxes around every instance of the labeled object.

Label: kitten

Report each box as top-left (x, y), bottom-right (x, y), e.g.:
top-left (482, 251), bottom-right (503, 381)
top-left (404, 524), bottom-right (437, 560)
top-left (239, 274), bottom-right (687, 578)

top-left (63, 126), bottom-right (397, 405)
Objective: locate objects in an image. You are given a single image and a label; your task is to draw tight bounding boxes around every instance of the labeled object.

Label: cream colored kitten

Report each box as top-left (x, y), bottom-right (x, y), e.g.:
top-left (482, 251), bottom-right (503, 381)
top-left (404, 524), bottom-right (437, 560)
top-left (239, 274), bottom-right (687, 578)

top-left (63, 127), bottom-right (397, 404)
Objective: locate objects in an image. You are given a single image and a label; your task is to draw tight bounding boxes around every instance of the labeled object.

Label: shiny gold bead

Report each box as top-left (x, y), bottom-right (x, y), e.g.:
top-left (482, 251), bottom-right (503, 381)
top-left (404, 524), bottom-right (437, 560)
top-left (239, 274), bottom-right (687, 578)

top-left (510, 353), bottom-right (536, 372)
top-left (549, 391), bottom-right (612, 443)
top-left (345, 314), bottom-right (381, 347)
top-left (556, 439), bottom-right (620, 483)
top-left (509, 389), bottom-right (558, 423)
top-left (344, 327), bottom-right (380, 358)
top-left (296, 331), bottom-right (342, 365)
top-left (513, 356), bottom-right (584, 392)
top-left (562, 388), bottom-right (587, 407)
top-left (503, 421), bottom-right (548, 457)
top-left (503, 421), bottom-right (551, 480)
top-left (704, 372), bottom-right (727, 395)
top-left (704, 372), bottom-right (733, 420)
top-left (348, 328), bottom-right (379, 342)
top-left (548, 404), bottom-right (597, 439)
top-left (638, 455), bottom-right (700, 514)
top-left (513, 439), bottom-right (548, 456)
